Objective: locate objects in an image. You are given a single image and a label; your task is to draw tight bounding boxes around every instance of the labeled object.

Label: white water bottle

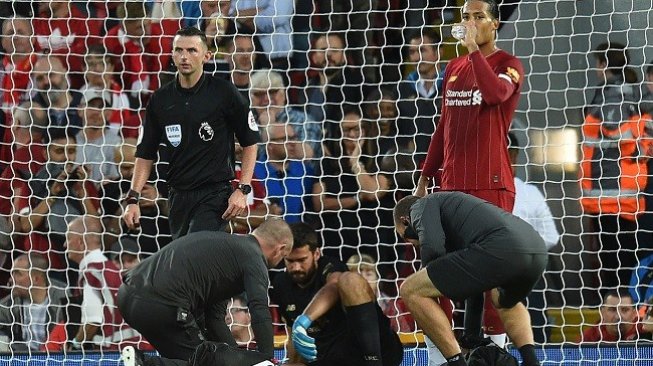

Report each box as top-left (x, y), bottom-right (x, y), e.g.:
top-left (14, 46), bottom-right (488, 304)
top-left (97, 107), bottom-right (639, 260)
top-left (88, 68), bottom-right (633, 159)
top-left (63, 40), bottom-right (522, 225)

top-left (451, 23), bottom-right (467, 40)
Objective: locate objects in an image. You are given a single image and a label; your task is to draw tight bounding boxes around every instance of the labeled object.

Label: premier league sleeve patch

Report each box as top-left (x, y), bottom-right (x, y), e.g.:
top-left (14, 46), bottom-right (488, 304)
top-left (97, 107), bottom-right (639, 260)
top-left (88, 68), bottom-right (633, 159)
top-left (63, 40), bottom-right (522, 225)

top-left (199, 121), bottom-right (215, 141)
top-left (165, 124), bottom-right (182, 147)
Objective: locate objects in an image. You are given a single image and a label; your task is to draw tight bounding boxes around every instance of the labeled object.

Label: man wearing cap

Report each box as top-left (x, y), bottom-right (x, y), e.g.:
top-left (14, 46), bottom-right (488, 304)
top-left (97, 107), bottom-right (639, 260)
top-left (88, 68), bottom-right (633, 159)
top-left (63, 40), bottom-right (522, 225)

top-left (75, 87), bottom-right (122, 184)
top-left (123, 27), bottom-right (259, 240)
top-left (109, 236), bottom-right (142, 273)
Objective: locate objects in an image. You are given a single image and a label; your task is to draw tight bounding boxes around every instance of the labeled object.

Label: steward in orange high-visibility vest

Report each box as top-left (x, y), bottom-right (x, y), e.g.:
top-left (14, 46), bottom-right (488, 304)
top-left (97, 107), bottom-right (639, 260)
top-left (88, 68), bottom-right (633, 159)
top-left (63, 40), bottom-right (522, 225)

top-left (580, 77), bottom-right (649, 221)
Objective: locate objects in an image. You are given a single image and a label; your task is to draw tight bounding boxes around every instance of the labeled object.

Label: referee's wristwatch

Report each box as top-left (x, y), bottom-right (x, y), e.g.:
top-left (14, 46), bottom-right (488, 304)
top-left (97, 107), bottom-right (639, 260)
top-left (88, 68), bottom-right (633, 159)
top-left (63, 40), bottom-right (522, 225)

top-left (124, 189), bottom-right (141, 205)
top-left (237, 183), bottom-right (252, 195)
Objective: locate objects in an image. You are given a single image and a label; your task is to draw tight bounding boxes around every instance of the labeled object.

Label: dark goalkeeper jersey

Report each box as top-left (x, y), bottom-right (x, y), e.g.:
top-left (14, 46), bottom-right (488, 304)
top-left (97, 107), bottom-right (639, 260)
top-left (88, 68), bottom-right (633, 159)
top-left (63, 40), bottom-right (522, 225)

top-left (270, 256), bottom-right (349, 360)
top-left (410, 192), bottom-right (547, 265)
top-left (422, 49), bottom-right (524, 192)
top-left (136, 74), bottom-right (260, 191)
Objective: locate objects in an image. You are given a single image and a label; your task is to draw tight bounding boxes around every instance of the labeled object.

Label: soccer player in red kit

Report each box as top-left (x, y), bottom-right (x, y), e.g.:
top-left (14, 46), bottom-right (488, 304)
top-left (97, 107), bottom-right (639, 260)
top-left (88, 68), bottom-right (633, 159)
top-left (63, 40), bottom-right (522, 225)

top-left (414, 0), bottom-right (525, 352)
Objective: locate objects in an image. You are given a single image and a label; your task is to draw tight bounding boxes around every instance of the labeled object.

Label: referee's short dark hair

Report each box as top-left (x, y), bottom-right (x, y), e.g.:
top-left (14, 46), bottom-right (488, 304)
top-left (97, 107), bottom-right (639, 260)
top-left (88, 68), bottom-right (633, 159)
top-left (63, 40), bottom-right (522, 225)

top-left (465, 0), bottom-right (500, 20)
top-left (394, 195), bottom-right (420, 225)
top-left (176, 26), bottom-right (208, 49)
top-left (289, 222), bottom-right (319, 252)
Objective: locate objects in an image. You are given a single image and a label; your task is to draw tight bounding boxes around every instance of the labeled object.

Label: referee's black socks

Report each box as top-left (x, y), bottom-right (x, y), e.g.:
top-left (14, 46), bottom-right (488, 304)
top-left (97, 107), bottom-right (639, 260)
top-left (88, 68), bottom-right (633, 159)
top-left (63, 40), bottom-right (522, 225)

top-left (345, 302), bottom-right (383, 366)
top-left (518, 344), bottom-right (540, 366)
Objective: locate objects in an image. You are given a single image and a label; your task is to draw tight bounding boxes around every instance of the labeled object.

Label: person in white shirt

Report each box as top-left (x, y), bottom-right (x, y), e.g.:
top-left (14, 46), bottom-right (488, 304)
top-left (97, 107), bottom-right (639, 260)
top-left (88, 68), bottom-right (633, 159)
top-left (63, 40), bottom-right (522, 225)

top-left (508, 132), bottom-right (560, 249)
top-left (508, 131), bottom-right (559, 344)
top-left (65, 216), bottom-right (145, 350)
top-left (65, 216), bottom-right (109, 350)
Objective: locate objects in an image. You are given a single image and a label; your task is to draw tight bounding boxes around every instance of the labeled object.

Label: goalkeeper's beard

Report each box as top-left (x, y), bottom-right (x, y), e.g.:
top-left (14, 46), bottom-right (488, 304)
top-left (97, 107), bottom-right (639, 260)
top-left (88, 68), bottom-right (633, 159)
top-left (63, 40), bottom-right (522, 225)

top-left (289, 268), bottom-right (316, 285)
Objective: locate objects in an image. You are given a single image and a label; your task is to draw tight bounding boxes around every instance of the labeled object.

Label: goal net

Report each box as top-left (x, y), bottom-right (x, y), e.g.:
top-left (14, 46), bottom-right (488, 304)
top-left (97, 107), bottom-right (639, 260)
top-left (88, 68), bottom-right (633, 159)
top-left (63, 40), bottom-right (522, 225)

top-left (0, 0), bottom-right (652, 364)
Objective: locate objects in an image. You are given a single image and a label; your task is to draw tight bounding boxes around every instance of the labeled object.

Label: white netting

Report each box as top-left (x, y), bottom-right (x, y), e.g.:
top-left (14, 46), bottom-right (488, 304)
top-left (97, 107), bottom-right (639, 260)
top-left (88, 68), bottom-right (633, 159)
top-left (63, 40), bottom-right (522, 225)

top-left (0, 0), bottom-right (651, 364)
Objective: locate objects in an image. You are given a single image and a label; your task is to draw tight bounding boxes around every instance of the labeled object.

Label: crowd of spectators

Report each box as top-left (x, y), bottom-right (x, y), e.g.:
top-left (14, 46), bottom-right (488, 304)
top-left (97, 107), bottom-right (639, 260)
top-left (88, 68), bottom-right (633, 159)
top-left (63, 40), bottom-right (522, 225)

top-left (0, 0), bottom-right (652, 354)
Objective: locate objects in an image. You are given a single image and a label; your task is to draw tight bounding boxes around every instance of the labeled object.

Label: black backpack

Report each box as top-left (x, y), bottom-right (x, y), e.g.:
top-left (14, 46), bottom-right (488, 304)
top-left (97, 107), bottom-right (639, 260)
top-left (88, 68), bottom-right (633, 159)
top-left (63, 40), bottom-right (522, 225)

top-left (466, 343), bottom-right (519, 366)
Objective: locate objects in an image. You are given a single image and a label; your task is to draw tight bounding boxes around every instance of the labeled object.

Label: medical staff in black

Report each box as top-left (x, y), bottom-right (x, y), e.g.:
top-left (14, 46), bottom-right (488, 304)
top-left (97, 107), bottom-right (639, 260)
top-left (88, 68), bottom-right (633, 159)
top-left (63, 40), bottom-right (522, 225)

top-left (394, 192), bottom-right (547, 366)
top-left (122, 341), bottom-right (277, 366)
top-left (270, 222), bottom-right (403, 366)
top-left (123, 27), bottom-right (260, 239)
top-left (117, 218), bottom-right (293, 366)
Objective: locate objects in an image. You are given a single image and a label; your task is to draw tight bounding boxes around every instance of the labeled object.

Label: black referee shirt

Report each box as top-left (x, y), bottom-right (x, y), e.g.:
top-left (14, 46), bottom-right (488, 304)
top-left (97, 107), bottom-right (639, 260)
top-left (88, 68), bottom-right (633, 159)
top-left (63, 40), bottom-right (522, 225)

top-left (270, 256), bottom-right (349, 360)
top-left (136, 74), bottom-right (260, 191)
top-left (123, 231), bottom-right (274, 357)
top-left (409, 191), bottom-right (548, 266)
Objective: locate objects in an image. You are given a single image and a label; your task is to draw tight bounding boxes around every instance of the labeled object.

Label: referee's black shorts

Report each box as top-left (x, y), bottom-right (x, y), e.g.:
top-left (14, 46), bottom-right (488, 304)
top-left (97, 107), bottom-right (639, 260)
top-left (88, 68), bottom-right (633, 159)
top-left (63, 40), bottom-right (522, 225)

top-left (426, 244), bottom-right (548, 309)
top-left (168, 182), bottom-right (233, 239)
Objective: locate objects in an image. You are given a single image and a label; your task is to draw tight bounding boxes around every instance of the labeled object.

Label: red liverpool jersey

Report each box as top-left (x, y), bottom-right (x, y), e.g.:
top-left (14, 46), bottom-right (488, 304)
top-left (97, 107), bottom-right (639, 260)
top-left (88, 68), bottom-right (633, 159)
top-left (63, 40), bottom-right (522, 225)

top-left (422, 50), bottom-right (523, 192)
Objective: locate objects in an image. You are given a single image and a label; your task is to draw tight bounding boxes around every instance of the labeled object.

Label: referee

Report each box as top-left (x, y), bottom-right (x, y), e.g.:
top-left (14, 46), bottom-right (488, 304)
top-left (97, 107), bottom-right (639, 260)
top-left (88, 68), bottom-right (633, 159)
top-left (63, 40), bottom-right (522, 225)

top-left (123, 27), bottom-right (260, 239)
top-left (394, 192), bottom-right (547, 366)
top-left (117, 218), bottom-right (293, 365)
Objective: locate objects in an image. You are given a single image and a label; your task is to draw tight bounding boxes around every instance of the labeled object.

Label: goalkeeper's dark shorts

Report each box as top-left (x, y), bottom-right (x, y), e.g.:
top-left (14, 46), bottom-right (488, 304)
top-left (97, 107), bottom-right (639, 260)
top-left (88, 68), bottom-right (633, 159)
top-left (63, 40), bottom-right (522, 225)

top-left (310, 306), bottom-right (403, 366)
top-left (426, 244), bottom-right (548, 308)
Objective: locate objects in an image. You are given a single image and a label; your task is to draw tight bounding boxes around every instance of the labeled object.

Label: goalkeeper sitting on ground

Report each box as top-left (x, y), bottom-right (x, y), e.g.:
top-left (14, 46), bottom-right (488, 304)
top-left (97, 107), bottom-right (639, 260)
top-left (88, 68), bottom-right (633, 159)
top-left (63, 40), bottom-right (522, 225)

top-left (270, 223), bottom-right (403, 366)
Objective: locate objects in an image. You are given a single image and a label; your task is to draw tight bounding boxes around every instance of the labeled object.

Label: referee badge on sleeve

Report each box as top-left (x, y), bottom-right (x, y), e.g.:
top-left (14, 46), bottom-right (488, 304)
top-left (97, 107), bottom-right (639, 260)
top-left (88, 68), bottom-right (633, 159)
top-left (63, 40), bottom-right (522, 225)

top-left (165, 124), bottom-right (182, 147)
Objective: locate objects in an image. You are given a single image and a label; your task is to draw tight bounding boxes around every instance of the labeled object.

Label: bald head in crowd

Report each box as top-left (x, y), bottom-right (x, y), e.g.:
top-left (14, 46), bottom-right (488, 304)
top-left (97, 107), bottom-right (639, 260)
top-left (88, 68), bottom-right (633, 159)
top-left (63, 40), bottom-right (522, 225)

top-left (32, 55), bottom-right (70, 122)
top-left (33, 55), bottom-right (68, 89)
top-left (10, 253), bottom-right (50, 300)
top-left (1, 17), bottom-right (33, 56)
top-left (65, 215), bottom-right (104, 264)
